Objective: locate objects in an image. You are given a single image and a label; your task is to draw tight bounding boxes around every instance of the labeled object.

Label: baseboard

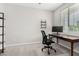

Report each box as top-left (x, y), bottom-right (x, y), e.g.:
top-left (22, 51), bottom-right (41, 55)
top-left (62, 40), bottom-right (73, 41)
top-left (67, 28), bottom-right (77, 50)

top-left (6, 42), bottom-right (41, 47)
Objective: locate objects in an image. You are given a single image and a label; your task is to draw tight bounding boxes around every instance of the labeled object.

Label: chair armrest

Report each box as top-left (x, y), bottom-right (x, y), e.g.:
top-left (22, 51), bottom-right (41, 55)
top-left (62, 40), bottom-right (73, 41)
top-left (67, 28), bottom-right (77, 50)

top-left (47, 38), bottom-right (55, 43)
top-left (48, 34), bottom-right (55, 43)
top-left (46, 35), bottom-right (52, 39)
top-left (46, 35), bottom-right (49, 39)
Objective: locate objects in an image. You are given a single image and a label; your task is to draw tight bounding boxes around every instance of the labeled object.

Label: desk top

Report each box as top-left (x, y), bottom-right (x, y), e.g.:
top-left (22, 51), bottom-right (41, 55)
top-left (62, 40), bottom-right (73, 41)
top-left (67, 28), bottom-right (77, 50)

top-left (49, 34), bottom-right (79, 42)
top-left (59, 34), bottom-right (79, 40)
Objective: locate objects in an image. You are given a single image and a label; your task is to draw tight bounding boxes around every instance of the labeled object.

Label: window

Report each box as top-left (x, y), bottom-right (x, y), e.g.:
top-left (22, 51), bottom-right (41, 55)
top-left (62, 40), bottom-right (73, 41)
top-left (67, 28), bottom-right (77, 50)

top-left (69, 4), bottom-right (79, 32)
top-left (61, 4), bottom-right (79, 32)
top-left (61, 8), bottom-right (69, 32)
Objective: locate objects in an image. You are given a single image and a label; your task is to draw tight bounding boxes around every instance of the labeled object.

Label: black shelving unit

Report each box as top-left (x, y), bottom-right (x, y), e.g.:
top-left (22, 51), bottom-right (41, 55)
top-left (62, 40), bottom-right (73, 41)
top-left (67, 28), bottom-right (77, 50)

top-left (40, 20), bottom-right (47, 29)
top-left (0, 12), bottom-right (4, 53)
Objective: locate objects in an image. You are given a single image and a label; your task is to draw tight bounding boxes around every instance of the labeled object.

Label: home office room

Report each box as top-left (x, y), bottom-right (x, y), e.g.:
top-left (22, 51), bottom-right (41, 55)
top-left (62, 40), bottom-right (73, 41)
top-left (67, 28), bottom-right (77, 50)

top-left (0, 1), bottom-right (79, 57)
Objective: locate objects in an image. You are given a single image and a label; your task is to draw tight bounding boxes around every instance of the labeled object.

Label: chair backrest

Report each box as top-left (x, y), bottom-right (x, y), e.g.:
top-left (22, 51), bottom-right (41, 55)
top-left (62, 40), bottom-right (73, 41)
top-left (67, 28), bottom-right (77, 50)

top-left (41, 30), bottom-right (47, 44)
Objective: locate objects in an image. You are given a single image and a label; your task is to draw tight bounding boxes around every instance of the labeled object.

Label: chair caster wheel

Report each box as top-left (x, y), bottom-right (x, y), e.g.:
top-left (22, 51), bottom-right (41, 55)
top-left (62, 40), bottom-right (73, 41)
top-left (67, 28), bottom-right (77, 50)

top-left (55, 50), bottom-right (56, 53)
top-left (41, 48), bottom-right (43, 51)
top-left (48, 52), bottom-right (50, 55)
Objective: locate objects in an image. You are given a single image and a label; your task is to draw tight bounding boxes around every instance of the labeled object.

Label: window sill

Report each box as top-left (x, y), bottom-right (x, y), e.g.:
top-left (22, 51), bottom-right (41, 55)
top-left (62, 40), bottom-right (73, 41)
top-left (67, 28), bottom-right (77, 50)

top-left (61, 31), bottom-right (79, 36)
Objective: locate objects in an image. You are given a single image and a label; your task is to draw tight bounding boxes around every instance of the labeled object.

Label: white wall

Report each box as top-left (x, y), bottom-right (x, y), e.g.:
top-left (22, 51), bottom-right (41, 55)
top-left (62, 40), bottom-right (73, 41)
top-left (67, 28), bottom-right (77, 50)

top-left (2, 4), bottom-right (53, 46)
top-left (0, 3), bottom-right (5, 12)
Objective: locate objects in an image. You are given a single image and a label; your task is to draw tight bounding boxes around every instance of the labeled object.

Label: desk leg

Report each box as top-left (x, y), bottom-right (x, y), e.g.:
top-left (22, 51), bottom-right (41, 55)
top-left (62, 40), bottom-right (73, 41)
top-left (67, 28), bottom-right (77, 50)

top-left (71, 42), bottom-right (74, 56)
top-left (57, 38), bottom-right (59, 44)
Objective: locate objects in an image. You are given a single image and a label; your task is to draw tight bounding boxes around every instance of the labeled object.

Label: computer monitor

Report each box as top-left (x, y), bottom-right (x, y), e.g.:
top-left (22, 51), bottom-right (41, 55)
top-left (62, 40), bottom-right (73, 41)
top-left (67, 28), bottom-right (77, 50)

top-left (52, 26), bottom-right (63, 33)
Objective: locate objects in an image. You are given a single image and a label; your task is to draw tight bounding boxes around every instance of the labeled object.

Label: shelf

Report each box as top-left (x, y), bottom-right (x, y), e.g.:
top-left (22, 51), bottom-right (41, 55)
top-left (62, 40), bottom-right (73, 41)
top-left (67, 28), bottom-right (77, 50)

top-left (0, 26), bottom-right (4, 27)
top-left (0, 41), bottom-right (2, 44)
top-left (0, 41), bottom-right (5, 44)
top-left (41, 21), bottom-right (47, 29)
top-left (0, 34), bottom-right (4, 36)
top-left (41, 27), bottom-right (46, 28)
top-left (0, 17), bottom-right (4, 19)
top-left (0, 49), bottom-right (2, 53)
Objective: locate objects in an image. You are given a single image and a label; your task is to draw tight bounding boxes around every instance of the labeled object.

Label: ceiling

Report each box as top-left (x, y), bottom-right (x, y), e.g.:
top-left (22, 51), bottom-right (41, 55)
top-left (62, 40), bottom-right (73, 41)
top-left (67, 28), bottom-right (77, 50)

top-left (14, 3), bottom-right (63, 11)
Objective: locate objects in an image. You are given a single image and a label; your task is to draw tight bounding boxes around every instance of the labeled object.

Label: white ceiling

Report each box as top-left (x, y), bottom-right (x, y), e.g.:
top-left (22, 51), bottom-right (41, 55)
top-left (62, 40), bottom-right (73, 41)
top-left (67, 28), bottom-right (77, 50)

top-left (14, 3), bottom-right (63, 11)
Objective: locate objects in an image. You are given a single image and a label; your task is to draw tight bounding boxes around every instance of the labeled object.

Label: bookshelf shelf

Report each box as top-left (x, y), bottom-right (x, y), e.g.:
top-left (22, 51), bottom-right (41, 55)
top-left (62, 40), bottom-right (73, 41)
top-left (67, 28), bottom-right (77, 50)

top-left (0, 12), bottom-right (4, 53)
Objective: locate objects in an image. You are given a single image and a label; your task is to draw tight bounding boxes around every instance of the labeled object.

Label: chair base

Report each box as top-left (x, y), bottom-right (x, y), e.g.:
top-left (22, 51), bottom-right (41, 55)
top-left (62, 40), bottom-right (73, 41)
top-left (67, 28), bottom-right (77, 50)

top-left (42, 45), bottom-right (56, 55)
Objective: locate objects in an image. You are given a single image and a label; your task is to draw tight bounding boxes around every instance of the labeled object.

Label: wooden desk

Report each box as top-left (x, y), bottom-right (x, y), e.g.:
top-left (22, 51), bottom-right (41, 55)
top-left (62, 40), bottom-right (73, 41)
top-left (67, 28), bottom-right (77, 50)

top-left (49, 34), bottom-right (79, 56)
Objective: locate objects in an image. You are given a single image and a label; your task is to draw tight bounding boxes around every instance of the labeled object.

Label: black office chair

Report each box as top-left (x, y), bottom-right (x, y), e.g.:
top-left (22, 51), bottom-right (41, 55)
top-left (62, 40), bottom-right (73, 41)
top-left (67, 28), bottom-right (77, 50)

top-left (41, 30), bottom-right (56, 55)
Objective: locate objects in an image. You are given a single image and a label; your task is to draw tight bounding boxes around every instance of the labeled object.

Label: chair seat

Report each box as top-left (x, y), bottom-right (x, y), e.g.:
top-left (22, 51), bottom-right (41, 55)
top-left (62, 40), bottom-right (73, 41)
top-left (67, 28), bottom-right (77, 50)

top-left (46, 39), bottom-right (55, 45)
top-left (51, 40), bottom-right (55, 43)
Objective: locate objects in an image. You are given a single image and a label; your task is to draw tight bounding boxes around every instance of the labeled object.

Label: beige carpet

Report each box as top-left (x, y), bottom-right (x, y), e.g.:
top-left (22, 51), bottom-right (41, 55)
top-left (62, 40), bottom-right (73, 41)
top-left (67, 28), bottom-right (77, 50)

top-left (0, 43), bottom-right (78, 56)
